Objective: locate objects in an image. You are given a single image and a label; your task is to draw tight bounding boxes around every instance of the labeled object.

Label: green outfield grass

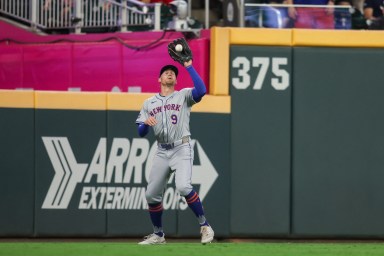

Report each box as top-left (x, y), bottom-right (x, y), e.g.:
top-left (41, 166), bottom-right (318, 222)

top-left (1, 241), bottom-right (384, 256)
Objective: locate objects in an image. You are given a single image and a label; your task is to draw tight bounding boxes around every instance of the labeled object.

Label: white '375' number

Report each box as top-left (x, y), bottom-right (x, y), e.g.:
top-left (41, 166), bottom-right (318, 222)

top-left (232, 57), bottom-right (290, 90)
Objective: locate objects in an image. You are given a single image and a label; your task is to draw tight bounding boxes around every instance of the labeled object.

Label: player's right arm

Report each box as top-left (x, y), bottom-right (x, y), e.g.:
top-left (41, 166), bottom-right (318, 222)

top-left (137, 123), bottom-right (149, 137)
top-left (137, 116), bottom-right (157, 137)
top-left (136, 100), bottom-right (156, 137)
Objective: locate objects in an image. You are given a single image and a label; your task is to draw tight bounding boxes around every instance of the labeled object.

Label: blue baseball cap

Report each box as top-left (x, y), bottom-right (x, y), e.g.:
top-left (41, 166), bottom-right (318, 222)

top-left (159, 65), bottom-right (178, 77)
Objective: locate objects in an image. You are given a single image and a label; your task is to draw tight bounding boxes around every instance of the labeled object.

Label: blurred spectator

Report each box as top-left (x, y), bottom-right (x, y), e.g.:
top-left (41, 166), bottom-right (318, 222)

top-left (363, 0), bottom-right (384, 19)
top-left (139, 0), bottom-right (202, 29)
top-left (363, 0), bottom-right (384, 29)
top-left (245, 0), bottom-right (293, 28)
top-left (135, 0), bottom-right (174, 29)
top-left (334, 0), bottom-right (353, 29)
top-left (268, 0), bottom-right (293, 28)
top-left (42, 0), bottom-right (75, 33)
top-left (101, 0), bottom-right (112, 10)
top-left (346, 0), bottom-right (369, 29)
top-left (140, 0), bottom-right (173, 4)
top-left (212, 0), bottom-right (224, 26)
top-left (167, 0), bottom-right (203, 29)
top-left (336, 0), bottom-right (353, 8)
top-left (336, 0), bottom-right (352, 5)
top-left (353, 0), bottom-right (365, 12)
top-left (287, 0), bottom-right (335, 29)
top-left (43, 0), bottom-right (74, 21)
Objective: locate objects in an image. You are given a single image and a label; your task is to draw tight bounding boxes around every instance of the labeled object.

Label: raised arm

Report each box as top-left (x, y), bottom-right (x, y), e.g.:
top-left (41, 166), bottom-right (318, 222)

top-left (184, 60), bottom-right (206, 102)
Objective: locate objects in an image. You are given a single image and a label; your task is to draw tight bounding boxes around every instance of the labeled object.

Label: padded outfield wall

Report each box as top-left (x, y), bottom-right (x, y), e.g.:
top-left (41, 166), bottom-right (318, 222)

top-left (211, 28), bottom-right (384, 238)
top-left (0, 91), bottom-right (230, 237)
top-left (2, 28), bottom-right (384, 238)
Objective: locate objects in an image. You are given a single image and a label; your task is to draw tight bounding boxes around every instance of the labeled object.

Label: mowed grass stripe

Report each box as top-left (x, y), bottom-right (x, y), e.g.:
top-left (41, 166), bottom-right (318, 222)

top-left (1, 242), bottom-right (384, 256)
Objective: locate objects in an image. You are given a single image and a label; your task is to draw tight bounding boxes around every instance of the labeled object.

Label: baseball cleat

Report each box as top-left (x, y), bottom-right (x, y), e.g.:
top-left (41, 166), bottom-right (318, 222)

top-left (138, 233), bottom-right (166, 245)
top-left (200, 225), bottom-right (214, 244)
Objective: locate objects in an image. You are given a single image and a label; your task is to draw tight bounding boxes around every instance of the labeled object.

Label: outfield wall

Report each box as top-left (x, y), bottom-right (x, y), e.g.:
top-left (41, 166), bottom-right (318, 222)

top-left (0, 91), bottom-right (231, 237)
top-left (2, 28), bottom-right (384, 238)
top-left (222, 28), bottom-right (384, 238)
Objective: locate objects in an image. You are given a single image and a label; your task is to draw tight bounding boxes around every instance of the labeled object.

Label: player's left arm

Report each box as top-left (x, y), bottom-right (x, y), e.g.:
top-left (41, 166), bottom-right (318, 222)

top-left (185, 61), bottom-right (206, 102)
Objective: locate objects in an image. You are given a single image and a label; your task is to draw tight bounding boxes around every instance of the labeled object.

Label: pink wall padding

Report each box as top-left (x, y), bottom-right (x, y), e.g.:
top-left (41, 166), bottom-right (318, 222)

top-left (0, 20), bottom-right (210, 92)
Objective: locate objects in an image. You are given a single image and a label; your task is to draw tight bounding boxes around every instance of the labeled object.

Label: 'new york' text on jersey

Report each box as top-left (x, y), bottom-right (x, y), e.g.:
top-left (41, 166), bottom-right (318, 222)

top-left (136, 88), bottom-right (197, 143)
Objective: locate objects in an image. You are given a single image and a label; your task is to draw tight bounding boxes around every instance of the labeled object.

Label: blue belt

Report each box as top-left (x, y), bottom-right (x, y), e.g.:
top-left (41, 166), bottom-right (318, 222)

top-left (158, 136), bottom-right (189, 150)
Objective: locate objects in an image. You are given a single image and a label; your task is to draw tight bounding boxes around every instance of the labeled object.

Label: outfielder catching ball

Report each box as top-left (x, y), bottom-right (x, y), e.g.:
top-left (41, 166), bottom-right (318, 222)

top-left (136, 38), bottom-right (214, 245)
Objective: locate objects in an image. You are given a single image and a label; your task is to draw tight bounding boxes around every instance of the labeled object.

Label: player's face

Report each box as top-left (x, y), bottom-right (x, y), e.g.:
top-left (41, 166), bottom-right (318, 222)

top-left (159, 70), bottom-right (177, 87)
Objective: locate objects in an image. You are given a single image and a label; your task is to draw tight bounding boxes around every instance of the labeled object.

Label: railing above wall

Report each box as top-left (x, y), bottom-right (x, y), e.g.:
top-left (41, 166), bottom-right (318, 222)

top-left (222, 0), bottom-right (372, 30)
top-left (243, 3), bottom-right (357, 30)
top-left (0, 0), bottom-right (208, 34)
top-left (0, 0), bottom-right (161, 34)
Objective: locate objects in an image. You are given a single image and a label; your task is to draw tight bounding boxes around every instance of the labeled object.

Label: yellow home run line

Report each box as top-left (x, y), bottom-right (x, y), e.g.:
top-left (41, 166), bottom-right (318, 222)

top-left (0, 90), bottom-right (231, 114)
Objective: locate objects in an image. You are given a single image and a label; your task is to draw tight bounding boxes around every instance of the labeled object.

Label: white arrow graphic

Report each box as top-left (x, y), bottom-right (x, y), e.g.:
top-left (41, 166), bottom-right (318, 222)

top-left (190, 140), bottom-right (219, 202)
top-left (42, 137), bottom-right (218, 210)
top-left (42, 137), bottom-right (88, 209)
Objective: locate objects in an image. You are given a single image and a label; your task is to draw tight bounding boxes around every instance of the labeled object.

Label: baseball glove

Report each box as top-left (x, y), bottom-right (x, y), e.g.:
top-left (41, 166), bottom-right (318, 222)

top-left (167, 38), bottom-right (193, 66)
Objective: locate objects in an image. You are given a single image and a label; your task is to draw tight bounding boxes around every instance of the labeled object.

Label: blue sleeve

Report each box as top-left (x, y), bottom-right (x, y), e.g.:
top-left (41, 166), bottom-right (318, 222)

top-left (137, 123), bottom-right (149, 137)
top-left (187, 65), bottom-right (206, 103)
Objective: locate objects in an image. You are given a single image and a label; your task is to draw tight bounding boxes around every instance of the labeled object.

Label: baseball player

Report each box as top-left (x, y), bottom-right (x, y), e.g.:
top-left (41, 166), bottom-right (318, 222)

top-left (135, 38), bottom-right (214, 245)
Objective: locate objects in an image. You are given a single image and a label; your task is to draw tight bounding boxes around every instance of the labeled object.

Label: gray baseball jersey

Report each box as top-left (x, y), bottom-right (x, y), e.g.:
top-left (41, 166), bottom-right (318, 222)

top-left (136, 88), bottom-right (196, 143)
